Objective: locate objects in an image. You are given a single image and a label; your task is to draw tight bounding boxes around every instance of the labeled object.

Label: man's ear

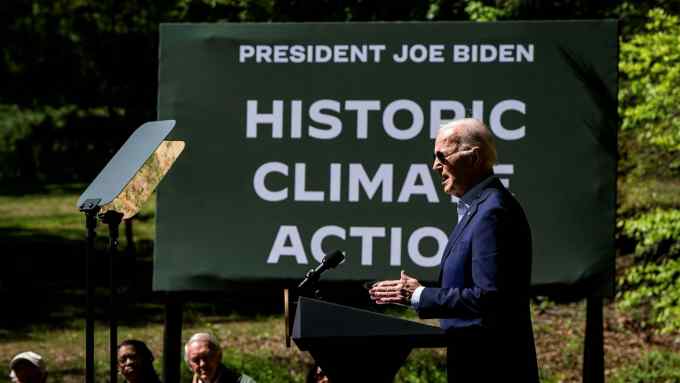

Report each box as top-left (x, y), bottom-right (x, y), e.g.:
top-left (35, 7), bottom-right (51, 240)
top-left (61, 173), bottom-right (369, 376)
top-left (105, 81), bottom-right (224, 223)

top-left (465, 147), bottom-right (479, 165)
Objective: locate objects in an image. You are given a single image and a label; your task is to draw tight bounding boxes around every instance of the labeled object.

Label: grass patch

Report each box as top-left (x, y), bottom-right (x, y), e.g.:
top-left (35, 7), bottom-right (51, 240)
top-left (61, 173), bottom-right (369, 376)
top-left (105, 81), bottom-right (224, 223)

top-left (3, 185), bottom-right (680, 382)
top-left (1, 298), bottom-right (680, 382)
top-left (0, 314), bottom-right (310, 383)
top-left (0, 312), bottom-right (449, 383)
top-left (610, 349), bottom-right (680, 383)
top-left (0, 183), bottom-right (156, 245)
top-left (0, 193), bottom-right (83, 240)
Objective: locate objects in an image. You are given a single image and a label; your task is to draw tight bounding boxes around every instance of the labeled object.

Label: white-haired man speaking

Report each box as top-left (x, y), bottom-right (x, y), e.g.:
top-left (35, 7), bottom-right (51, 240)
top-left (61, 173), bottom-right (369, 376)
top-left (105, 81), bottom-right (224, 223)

top-left (370, 119), bottom-right (539, 382)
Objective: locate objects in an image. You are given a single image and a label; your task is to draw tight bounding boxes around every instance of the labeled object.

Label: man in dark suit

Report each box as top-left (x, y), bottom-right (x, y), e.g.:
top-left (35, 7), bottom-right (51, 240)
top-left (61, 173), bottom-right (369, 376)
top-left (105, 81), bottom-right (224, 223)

top-left (370, 118), bottom-right (539, 382)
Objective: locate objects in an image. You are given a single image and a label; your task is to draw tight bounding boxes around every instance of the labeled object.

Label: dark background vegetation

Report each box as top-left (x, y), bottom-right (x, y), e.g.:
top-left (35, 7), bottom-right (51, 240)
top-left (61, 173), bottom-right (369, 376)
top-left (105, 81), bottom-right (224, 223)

top-left (1, 0), bottom-right (679, 382)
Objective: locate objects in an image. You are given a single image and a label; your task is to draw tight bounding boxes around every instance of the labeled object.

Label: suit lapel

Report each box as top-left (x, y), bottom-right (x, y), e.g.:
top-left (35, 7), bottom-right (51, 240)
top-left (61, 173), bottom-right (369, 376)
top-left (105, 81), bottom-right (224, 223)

top-left (452, 178), bottom-right (502, 244)
top-left (437, 183), bottom-right (499, 282)
top-left (449, 196), bottom-right (480, 244)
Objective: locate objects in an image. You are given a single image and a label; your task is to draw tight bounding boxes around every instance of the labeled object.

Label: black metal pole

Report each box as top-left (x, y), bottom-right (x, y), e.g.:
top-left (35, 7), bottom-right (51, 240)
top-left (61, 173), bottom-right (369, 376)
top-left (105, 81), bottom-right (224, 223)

top-left (102, 211), bottom-right (123, 383)
top-left (124, 218), bottom-right (135, 254)
top-left (80, 200), bottom-right (100, 383)
top-left (583, 295), bottom-right (604, 383)
top-left (106, 5), bottom-right (120, 380)
top-left (163, 299), bottom-right (184, 383)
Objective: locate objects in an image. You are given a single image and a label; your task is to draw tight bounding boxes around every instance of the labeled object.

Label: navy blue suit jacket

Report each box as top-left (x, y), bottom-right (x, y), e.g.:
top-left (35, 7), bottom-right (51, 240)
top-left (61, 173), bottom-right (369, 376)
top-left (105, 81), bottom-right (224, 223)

top-left (418, 177), bottom-right (539, 382)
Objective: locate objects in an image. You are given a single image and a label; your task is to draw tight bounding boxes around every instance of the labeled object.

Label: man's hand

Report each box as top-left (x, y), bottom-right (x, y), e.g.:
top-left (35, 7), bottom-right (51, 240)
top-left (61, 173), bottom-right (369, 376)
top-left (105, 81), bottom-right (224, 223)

top-left (369, 270), bottom-right (421, 306)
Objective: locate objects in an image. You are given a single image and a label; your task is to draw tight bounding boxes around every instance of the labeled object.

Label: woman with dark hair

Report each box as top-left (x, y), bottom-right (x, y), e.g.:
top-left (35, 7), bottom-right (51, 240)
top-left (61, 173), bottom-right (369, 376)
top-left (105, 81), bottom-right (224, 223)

top-left (117, 339), bottom-right (162, 383)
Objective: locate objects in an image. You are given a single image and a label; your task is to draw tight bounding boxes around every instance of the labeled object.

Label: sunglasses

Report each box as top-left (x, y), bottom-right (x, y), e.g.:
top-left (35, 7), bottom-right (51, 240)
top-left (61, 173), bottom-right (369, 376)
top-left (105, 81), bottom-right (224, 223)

top-left (433, 146), bottom-right (477, 165)
top-left (433, 150), bottom-right (452, 165)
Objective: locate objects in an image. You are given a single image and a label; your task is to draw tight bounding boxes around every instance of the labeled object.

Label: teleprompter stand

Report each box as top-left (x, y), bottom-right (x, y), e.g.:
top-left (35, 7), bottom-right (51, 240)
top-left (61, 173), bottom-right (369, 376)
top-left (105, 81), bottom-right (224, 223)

top-left (78, 199), bottom-right (100, 383)
top-left (77, 120), bottom-right (184, 383)
top-left (101, 210), bottom-right (123, 383)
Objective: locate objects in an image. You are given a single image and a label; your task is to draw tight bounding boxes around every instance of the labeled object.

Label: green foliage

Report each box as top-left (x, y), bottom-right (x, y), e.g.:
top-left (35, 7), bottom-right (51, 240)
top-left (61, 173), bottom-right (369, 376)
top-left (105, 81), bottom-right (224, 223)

top-left (619, 258), bottom-right (680, 333)
top-left (217, 349), bottom-right (449, 383)
top-left (395, 349), bottom-right (447, 383)
top-left (610, 349), bottom-right (680, 383)
top-left (608, 0), bottom-right (679, 37)
top-left (618, 208), bottom-right (680, 333)
top-left (618, 176), bottom-right (680, 215)
top-left (464, 0), bottom-right (518, 21)
top-left (0, 105), bottom-right (41, 180)
top-left (533, 296), bottom-right (557, 313)
top-left (237, 0), bottom-right (275, 21)
top-left (0, 104), bottom-right (132, 183)
top-left (616, 7), bottom-right (680, 336)
top-left (0, 105), bottom-right (79, 181)
top-left (425, 0), bottom-right (468, 21)
top-left (621, 208), bottom-right (680, 260)
top-left (538, 368), bottom-right (560, 383)
top-left (619, 8), bottom-right (680, 153)
top-left (223, 351), bottom-right (304, 383)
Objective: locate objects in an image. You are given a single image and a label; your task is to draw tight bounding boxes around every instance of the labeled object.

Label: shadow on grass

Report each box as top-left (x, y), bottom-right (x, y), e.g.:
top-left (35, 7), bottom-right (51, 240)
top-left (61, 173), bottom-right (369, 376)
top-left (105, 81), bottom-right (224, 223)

top-left (0, 182), bottom-right (87, 197)
top-left (0, 369), bottom-right (86, 383)
top-left (0, 224), bottom-right (163, 335)
top-left (0, 223), bottom-right (377, 340)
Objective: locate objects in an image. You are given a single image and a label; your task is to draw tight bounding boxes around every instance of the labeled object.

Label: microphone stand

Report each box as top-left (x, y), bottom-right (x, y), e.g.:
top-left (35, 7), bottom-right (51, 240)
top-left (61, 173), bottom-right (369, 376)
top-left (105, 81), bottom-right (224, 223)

top-left (297, 251), bottom-right (345, 300)
top-left (297, 268), bottom-right (323, 299)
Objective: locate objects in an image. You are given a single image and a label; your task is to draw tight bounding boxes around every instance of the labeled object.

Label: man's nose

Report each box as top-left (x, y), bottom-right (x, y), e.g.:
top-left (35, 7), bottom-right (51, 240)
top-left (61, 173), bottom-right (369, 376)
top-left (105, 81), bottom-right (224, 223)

top-left (432, 161), bottom-right (442, 172)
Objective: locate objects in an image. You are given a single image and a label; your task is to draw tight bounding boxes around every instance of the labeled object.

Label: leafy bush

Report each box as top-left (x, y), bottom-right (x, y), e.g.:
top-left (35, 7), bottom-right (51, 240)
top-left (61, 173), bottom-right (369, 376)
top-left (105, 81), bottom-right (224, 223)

top-left (0, 104), bottom-right (133, 184)
top-left (0, 105), bottom-right (45, 180)
top-left (619, 258), bottom-right (680, 333)
top-left (464, 0), bottom-right (518, 21)
top-left (619, 8), bottom-right (680, 153)
top-left (610, 350), bottom-right (680, 383)
top-left (618, 209), bottom-right (680, 334)
top-left (621, 209), bottom-right (680, 261)
top-left (615, 6), bottom-right (680, 336)
top-left (617, 8), bottom-right (680, 212)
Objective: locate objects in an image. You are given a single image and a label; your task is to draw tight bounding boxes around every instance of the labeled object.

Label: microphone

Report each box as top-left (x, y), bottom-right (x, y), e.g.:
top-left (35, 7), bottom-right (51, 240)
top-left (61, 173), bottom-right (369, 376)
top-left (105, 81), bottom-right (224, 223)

top-left (297, 250), bottom-right (346, 290)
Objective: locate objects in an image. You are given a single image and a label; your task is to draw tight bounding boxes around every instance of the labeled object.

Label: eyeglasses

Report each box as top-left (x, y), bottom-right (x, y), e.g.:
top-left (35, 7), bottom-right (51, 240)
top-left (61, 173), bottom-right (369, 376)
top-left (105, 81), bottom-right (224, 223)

top-left (433, 150), bottom-right (453, 165)
top-left (433, 146), bottom-right (476, 165)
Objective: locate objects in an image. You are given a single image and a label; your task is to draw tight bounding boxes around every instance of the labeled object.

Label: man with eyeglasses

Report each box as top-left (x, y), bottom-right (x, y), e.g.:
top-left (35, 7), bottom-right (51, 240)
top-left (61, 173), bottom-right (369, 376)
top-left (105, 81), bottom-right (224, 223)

top-left (185, 333), bottom-right (255, 383)
top-left (370, 118), bottom-right (539, 382)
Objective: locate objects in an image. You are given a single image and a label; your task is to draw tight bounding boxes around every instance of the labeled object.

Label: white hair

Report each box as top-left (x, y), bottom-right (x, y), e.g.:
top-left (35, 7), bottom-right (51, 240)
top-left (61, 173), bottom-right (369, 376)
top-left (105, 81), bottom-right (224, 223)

top-left (183, 332), bottom-right (221, 365)
top-left (440, 118), bottom-right (497, 172)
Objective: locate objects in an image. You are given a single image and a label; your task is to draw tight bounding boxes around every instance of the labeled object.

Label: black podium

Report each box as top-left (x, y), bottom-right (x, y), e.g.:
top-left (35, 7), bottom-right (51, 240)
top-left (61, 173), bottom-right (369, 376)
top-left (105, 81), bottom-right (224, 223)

top-left (292, 297), bottom-right (447, 382)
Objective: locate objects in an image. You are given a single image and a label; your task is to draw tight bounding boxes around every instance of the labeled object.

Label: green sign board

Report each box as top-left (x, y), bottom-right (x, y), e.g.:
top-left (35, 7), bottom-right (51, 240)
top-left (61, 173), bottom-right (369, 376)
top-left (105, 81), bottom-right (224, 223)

top-left (155, 21), bottom-right (617, 294)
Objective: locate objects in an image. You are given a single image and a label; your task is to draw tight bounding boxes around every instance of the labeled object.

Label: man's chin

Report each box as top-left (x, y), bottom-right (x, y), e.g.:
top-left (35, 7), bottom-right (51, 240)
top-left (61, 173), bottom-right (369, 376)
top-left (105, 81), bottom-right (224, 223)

top-left (444, 182), bottom-right (464, 197)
